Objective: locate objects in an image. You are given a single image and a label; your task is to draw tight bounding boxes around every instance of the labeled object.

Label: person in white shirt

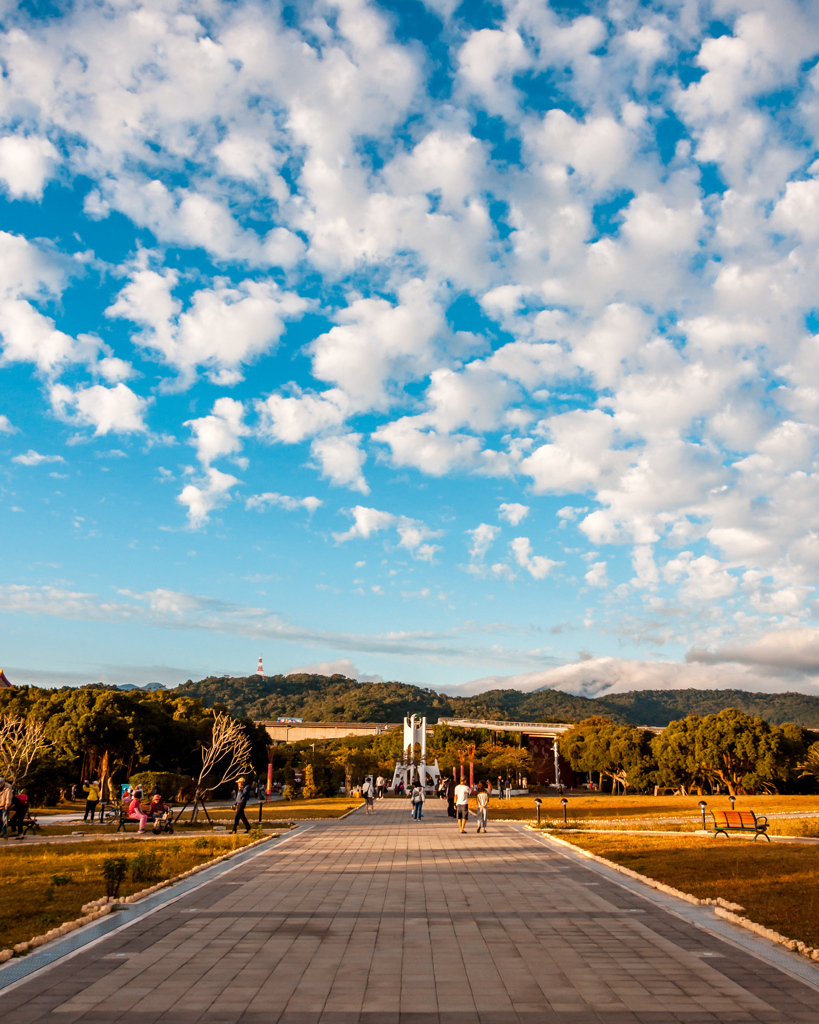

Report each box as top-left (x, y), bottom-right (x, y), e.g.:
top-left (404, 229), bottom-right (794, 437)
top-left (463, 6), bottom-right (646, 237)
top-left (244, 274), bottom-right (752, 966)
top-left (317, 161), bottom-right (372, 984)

top-left (376, 775), bottom-right (385, 799)
top-left (454, 780), bottom-right (471, 833)
top-left (361, 777), bottom-right (375, 814)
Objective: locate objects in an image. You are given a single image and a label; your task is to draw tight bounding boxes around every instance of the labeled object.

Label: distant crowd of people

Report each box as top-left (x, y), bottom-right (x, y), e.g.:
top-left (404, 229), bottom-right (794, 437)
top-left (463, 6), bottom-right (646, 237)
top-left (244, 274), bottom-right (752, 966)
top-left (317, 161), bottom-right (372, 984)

top-left (354, 773), bottom-right (524, 833)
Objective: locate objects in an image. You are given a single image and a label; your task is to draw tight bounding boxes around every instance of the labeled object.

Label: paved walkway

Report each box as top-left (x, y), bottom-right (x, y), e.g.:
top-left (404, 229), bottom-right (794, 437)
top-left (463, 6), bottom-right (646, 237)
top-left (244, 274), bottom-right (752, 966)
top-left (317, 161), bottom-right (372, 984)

top-left (2, 798), bottom-right (817, 1023)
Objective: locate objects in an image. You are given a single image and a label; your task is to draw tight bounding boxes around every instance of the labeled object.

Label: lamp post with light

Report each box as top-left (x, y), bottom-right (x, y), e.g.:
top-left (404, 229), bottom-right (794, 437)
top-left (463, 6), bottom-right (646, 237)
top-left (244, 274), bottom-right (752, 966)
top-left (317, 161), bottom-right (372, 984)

top-left (535, 797), bottom-right (542, 827)
top-left (698, 800), bottom-right (707, 831)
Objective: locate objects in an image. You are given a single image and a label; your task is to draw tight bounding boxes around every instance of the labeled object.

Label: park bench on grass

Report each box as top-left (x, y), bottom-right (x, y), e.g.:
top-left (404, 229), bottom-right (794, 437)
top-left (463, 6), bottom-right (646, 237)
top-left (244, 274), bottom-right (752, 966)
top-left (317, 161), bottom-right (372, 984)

top-left (12, 814), bottom-right (41, 839)
top-left (115, 807), bottom-right (146, 833)
top-left (709, 809), bottom-right (770, 841)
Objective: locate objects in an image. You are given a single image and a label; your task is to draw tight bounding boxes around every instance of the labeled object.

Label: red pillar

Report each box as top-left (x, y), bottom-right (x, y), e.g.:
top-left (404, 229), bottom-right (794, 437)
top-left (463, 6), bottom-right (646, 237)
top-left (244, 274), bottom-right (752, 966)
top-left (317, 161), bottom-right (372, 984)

top-left (266, 760), bottom-right (273, 798)
top-left (469, 761), bottom-right (474, 792)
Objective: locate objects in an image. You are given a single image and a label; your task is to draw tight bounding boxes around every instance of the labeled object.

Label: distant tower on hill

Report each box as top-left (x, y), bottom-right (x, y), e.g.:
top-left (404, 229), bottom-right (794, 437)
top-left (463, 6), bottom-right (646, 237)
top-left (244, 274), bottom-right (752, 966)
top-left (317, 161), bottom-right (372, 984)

top-left (0, 669), bottom-right (11, 687)
top-left (256, 655), bottom-right (264, 678)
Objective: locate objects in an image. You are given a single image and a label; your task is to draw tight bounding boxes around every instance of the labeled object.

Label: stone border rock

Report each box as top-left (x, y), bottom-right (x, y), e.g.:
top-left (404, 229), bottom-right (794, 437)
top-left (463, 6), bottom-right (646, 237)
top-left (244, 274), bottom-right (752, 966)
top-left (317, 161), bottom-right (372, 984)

top-left (714, 907), bottom-right (819, 963)
top-left (533, 827), bottom-right (819, 965)
top-left (0, 834), bottom-right (273, 962)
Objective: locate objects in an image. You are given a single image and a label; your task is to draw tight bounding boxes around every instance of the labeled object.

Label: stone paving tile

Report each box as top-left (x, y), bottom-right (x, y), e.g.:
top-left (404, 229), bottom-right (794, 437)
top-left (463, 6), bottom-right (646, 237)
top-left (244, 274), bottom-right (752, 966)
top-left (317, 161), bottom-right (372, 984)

top-left (2, 798), bottom-right (819, 1023)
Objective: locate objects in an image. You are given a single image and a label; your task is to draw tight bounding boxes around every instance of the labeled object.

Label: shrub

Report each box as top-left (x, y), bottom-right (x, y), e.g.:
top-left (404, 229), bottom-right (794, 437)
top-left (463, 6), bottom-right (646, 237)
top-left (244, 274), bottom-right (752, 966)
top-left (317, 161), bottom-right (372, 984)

top-left (50, 874), bottom-right (72, 886)
top-left (130, 850), bottom-right (163, 883)
top-left (127, 772), bottom-right (193, 801)
top-left (102, 856), bottom-right (128, 898)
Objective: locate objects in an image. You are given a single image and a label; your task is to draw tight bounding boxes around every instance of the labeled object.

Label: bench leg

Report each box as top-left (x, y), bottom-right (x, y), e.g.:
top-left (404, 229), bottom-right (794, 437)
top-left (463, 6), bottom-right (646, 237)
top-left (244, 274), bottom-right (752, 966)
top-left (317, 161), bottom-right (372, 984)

top-left (754, 831), bottom-right (771, 842)
top-left (715, 829), bottom-right (729, 838)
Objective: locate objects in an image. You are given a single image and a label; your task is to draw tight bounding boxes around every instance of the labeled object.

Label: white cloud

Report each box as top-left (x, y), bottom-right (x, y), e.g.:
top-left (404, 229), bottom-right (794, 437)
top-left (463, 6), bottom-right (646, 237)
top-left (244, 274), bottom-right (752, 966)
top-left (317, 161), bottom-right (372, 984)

top-left (584, 560), bottom-right (608, 588)
top-left (334, 506), bottom-right (396, 543)
top-left (510, 537), bottom-right (557, 580)
top-left (333, 504), bottom-right (440, 559)
top-left (185, 398), bottom-right (247, 467)
top-left (246, 492), bottom-right (321, 514)
top-left (0, 414), bottom-right (15, 434)
top-left (310, 433), bottom-right (368, 493)
top-left (256, 389), bottom-right (352, 444)
top-left (107, 268), bottom-right (307, 386)
top-left (178, 467), bottom-right (241, 529)
top-left (0, 135), bottom-right (58, 199)
top-left (467, 523), bottom-right (499, 563)
top-left (285, 658), bottom-right (384, 683)
top-left (51, 382), bottom-right (150, 436)
top-left (309, 279), bottom-right (444, 410)
top-left (454, 655), bottom-right (819, 699)
top-left (12, 449), bottom-right (65, 466)
top-left (498, 502), bottom-right (529, 526)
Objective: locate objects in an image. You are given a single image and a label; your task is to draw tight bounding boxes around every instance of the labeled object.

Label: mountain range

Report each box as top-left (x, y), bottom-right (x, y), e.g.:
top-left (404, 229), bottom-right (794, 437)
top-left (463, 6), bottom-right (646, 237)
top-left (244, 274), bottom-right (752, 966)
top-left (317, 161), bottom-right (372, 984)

top-left (174, 674), bottom-right (819, 729)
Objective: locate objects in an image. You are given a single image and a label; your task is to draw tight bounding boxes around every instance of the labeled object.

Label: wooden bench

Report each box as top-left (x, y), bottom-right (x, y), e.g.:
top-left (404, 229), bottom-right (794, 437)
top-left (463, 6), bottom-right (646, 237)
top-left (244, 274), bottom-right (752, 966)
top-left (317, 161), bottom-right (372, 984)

top-left (9, 814), bottom-right (41, 839)
top-left (115, 807), bottom-right (146, 832)
top-left (709, 809), bottom-right (770, 841)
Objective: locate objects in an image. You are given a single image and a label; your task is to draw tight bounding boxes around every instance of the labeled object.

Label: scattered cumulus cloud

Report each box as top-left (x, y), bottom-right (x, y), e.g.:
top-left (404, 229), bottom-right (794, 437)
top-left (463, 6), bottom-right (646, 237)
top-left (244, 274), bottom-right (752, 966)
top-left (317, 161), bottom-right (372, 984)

top-left (13, 450), bottom-right (65, 466)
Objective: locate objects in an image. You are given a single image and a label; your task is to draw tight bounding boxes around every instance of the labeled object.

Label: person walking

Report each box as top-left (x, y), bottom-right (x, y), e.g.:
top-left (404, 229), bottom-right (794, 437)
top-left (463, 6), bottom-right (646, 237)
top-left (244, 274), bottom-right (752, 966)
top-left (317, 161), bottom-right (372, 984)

top-left (128, 788), bottom-right (148, 834)
top-left (231, 777), bottom-right (251, 834)
top-left (362, 776), bottom-right (375, 814)
top-left (0, 776), bottom-right (13, 839)
top-left (454, 778), bottom-right (471, 833)
top-left (504, 777), bottom-right (512, 801)
top-left (84, 780), bottom-right (100, 822)
top-left (475, 782), bottom-right (489, 833)
top-left (445, 776), bottom-right (456, 817)
top-left (410, 780), bottom-right (425, 820)
top-left (376, 775), bottom-right (385, 799)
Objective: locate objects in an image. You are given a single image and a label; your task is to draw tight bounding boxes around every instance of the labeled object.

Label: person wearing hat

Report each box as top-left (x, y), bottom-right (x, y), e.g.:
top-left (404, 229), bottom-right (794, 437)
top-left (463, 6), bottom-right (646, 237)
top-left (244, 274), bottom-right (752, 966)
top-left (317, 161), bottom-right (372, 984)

top-left (84, 780), bottom-right (100, 822)
top-left (231, 776), bottom-right (251, 834)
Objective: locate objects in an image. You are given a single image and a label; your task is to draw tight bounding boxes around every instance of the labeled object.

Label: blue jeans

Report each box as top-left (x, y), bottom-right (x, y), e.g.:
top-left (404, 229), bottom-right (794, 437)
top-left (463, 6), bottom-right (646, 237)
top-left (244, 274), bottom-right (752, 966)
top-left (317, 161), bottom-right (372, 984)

top-left (0, 809), bottom-right (7, 838)
top-left (412, 802), bottom-right (423, 819)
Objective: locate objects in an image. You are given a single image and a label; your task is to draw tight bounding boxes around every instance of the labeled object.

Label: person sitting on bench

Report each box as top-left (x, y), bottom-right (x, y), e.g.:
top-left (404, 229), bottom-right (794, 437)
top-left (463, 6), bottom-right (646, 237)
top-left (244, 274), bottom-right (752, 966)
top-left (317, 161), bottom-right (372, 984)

top-left (128, 787), bottom-right (148, 834)
top-left (9, 789), bottom-right (27, 839)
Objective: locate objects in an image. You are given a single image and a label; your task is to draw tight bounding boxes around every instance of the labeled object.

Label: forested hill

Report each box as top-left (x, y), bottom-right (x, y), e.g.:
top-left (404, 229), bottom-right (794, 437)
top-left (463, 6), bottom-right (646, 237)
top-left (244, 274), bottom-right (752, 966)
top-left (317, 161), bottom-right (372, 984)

top-left (174, 674), bottom-right (819, 727)
top-left (592, 688), bottom-right (819, 727)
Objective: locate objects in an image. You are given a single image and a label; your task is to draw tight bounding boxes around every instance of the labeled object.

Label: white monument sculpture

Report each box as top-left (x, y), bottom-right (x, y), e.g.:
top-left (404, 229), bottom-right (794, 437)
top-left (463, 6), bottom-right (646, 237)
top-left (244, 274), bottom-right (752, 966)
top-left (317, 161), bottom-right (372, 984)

top-left (391, 713), bottom-right (442, 791)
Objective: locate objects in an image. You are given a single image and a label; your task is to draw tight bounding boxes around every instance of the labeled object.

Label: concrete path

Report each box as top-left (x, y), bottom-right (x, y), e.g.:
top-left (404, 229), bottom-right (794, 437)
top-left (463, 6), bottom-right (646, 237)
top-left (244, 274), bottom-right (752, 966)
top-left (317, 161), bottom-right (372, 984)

top-left (2, 797), bottom-right (817, 1023)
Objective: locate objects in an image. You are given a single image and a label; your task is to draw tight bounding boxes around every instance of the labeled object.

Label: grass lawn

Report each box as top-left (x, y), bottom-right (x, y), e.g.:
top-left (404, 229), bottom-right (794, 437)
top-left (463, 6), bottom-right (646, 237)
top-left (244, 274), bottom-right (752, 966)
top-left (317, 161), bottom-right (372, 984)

top-left (555, 831), bottom-right (819, 948)
top-left (0, 834), bottom-right (264, 952)
top-left (488, 793), bottom-right (819, 823)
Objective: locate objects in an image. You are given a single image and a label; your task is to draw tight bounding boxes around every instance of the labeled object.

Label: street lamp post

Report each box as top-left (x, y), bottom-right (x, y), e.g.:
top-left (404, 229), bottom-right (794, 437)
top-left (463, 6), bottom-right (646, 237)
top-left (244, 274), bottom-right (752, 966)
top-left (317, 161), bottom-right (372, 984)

top-left (535, 797), bottom-right (542, 827)
top-left (729, 795), bottom-right (736, 811)
top-left (561, 797), bottom-right (568, 826)
top-left (698, 800), bottom-right (707, 831)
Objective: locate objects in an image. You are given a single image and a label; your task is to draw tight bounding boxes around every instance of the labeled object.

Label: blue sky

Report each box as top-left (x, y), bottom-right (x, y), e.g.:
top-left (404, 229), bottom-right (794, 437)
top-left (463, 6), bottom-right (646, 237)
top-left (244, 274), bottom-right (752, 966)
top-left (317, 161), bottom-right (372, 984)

top-left (4, 0), bottom-right (819, 698)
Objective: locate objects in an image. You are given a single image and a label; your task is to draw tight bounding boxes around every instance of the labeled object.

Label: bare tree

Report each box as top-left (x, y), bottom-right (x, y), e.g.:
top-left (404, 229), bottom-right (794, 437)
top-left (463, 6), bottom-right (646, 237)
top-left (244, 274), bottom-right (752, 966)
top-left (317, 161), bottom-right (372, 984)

top-left (0, 715), bottom-right (47, 787)
top-left (183, 713), bottom-right (252, 821)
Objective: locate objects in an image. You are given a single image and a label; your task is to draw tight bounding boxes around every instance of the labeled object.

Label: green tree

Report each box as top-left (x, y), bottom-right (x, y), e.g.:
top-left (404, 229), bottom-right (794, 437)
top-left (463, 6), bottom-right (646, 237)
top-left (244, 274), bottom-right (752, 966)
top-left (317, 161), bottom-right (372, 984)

top-left (560, 717), bottom-right (656, 793)
top-left (692, 708), bottom-right (797, 795)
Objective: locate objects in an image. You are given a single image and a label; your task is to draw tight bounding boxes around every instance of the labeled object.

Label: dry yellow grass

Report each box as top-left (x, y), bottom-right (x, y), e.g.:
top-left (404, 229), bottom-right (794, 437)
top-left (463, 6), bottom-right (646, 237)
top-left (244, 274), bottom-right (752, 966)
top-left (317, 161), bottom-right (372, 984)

top-left (0, 834), bottom-right (261, 951)
top-left (557, 831), bottom-right (819, 947)
top-left (490, 793), bottom-right (819, 823)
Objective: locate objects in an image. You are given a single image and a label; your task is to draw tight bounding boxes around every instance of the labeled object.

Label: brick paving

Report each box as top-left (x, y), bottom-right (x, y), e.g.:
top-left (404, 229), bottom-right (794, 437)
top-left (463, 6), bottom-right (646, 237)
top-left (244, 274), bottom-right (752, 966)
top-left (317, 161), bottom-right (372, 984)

top-left (2, 796), bottom-right (818, 1023)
